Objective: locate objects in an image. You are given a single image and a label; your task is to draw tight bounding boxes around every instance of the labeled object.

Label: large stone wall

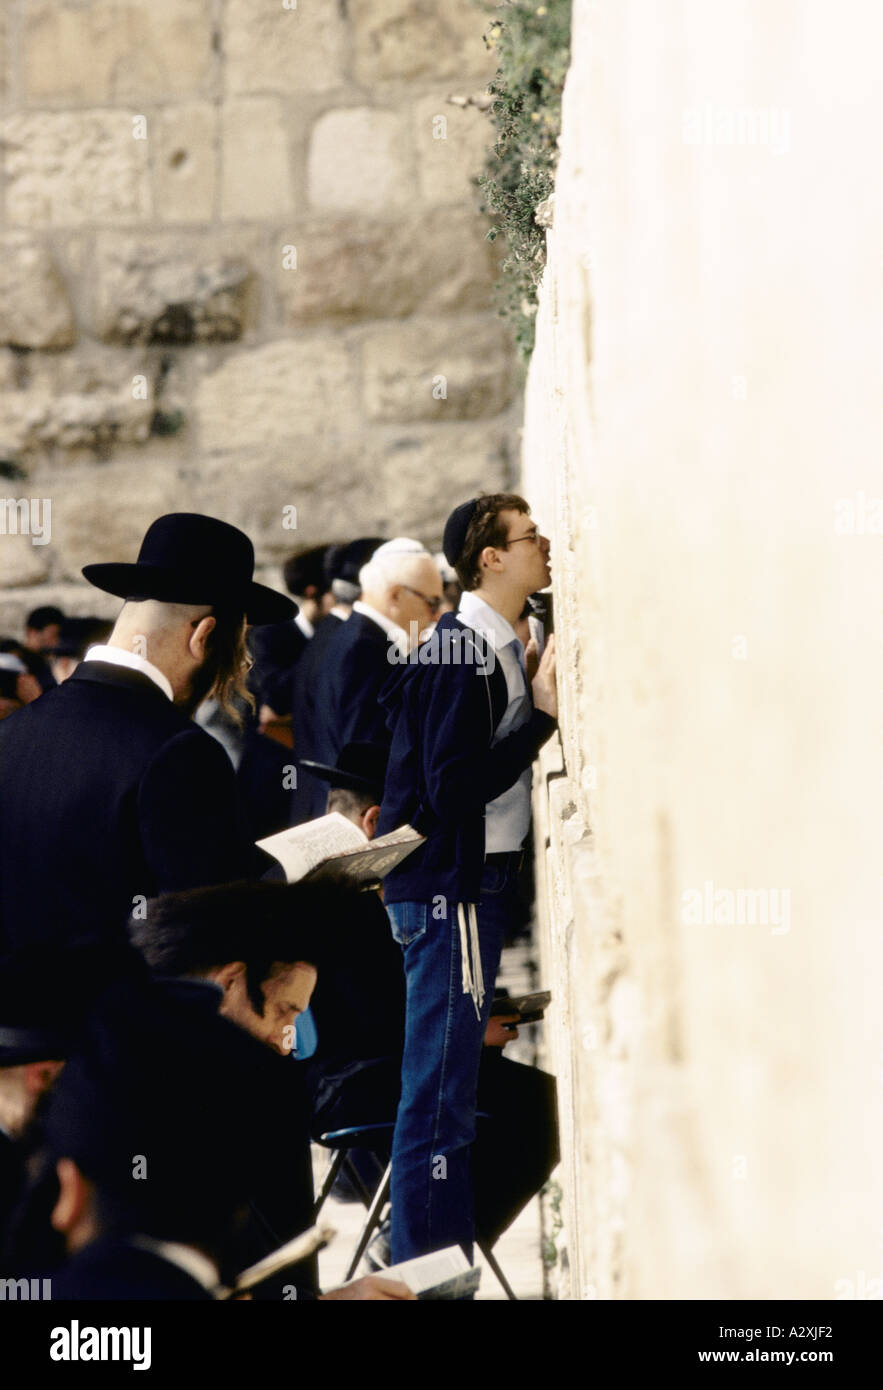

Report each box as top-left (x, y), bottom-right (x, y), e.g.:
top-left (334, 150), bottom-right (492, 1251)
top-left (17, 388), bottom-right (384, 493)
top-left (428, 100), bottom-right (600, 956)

top-left (525, 0), bottom-right (883, 1298)
top-left (0, 0), bottom-right (515, 630)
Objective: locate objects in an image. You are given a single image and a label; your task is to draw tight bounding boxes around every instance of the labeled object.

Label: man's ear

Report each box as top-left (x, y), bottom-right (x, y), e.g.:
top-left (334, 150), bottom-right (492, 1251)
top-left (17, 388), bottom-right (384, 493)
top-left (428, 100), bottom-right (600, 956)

top-left (187, 613), bottom-right (217, 663)
top-left (24, 1059), bottom-right (64, 1100)
top-left (211, 960), bottom-right (246, 995)
top-left (51, 1158), bottom-right (91, 1235)
top-left (362, 804), bottom-right (381, 840)
top-left (478, 544), bottom-right (503, 575)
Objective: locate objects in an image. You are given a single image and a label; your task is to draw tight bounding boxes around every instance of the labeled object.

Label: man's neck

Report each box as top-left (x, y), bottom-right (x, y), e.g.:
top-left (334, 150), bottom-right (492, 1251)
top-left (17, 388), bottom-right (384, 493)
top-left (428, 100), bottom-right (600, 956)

top-left (468, 586), bottom-right (526, 629)
top-left (104, 633), bottom-right (182, 702)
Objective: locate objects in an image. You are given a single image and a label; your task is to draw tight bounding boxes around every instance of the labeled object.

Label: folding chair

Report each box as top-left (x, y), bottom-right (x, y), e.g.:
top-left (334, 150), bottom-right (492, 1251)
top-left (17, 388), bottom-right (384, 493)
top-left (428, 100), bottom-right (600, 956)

top-left (313, 1118), bottom-right (519, 1299)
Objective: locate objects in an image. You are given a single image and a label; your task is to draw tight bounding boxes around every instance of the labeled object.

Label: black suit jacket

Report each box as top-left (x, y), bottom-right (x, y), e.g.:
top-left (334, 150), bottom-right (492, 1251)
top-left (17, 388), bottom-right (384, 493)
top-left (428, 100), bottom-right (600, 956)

top-left (249, 618), bottom-right (308, 716)
top-left (289, 612), bottom-right (344, 823)
top-left (50, 1236), bottom-right (213, 1300)
top-left (0, 661), bottom-right (266, 953)
top-left (310, 611), bottom-right (394, 775)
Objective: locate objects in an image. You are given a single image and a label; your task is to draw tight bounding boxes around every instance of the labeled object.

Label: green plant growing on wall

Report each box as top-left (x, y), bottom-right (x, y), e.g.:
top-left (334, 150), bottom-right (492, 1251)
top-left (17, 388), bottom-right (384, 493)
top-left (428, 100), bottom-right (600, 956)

top-left (479, 0), bottom-right (572, 362)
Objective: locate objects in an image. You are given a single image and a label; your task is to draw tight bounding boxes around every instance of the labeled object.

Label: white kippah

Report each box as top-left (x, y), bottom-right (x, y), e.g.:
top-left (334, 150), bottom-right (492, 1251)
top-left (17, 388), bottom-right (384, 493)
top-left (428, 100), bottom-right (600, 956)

top-left (371, 537), bottom-right (427, 558)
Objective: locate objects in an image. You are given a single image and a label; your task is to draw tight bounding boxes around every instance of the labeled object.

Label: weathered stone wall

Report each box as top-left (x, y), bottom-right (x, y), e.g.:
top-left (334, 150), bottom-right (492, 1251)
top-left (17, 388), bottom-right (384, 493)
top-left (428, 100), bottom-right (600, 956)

top-left (526, 0), bottom-right (883, 1299)
top-left (0, 0), bottom-right (515, 629)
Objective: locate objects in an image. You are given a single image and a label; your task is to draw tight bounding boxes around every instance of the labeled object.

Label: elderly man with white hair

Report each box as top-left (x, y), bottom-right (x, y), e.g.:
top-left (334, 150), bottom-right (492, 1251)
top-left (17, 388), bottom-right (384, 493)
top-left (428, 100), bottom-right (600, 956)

top-left (310, 539), bottom-right (444, 772)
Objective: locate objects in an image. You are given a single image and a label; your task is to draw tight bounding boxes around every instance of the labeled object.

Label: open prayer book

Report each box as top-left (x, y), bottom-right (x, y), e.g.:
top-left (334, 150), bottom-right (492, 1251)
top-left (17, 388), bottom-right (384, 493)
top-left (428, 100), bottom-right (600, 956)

top-left (223, 1223), bottom-right (336, 1298)
top-left (257, 812), bottom-right (424, 888)
top-left (490, 989), bottom-right (551, 1023)
top-left (342, 1245), bottom-right (482, 1301)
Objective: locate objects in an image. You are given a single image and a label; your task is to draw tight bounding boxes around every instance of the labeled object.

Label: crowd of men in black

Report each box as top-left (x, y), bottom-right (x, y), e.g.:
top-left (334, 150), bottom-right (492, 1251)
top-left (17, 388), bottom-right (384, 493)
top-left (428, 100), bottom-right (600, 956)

top-left (0, 505), bottom-right (559, 1300)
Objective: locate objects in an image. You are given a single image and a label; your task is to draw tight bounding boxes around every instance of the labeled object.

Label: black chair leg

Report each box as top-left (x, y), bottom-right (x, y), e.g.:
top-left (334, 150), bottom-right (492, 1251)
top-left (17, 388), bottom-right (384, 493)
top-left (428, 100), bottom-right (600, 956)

top-left (313, 1148), bottom-right (345, 1222)
top-left (479, 1241), bottom-right (518, 1301)
top-left (344, 1161), bottom-right (391, 1281)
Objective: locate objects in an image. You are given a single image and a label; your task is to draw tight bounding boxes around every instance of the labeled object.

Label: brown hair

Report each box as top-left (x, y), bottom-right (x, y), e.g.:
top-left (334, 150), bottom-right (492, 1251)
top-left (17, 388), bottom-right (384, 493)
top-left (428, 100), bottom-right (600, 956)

top-left (208, 609), bottom-right (254, 724)
top-left (182, 608), bottom-right (254, 725)
top-left (455, 492), bottom-right (531, 591)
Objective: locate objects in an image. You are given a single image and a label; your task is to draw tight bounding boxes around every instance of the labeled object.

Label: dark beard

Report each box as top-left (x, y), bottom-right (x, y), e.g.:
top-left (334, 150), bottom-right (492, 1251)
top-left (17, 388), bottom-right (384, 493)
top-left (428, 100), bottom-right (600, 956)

top-left (177, 655), bottom-right (222, 718)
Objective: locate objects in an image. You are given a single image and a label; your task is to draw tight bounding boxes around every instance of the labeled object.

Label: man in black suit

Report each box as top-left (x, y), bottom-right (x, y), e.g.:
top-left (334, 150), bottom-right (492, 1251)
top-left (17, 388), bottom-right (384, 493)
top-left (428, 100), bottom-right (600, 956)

top-left (0, 946), bottom-right (138, 1265)
top-left (0, 513), bottom-right (295, 954)
top-left (310, 539), bottom-right (443, 777)
top-left (235, 545), bottom-right (335, 840)
top-left (125, 882), bottom-right (413, 1302)
top-left (22, 604), bottom-right (64, 692)
top-left (0, 966), bottom-right (67, 1249)
top-left (289, 536), bottom-right (384, 824)
top-left (45, 976), bottom-right (285, 1300)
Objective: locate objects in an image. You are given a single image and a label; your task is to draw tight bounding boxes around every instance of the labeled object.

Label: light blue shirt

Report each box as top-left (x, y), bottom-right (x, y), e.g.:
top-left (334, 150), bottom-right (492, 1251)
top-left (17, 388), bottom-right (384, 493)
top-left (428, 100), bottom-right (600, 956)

top-left (457, 591), bottom-right (532, 854)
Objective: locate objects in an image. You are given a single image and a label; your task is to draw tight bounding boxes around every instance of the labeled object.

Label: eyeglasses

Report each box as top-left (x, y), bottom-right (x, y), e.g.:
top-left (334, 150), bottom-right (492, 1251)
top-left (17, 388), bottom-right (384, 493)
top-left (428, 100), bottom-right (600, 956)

top-left (400, 585), bottom-right (443, 614)
top-left (506, 527), bottom-right (544, 548)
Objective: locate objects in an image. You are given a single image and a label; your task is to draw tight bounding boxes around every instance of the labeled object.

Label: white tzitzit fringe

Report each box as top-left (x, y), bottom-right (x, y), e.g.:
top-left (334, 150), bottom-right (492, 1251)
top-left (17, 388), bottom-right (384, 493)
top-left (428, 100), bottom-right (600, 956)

top-left (457, 902), bottom-right (485, 1019)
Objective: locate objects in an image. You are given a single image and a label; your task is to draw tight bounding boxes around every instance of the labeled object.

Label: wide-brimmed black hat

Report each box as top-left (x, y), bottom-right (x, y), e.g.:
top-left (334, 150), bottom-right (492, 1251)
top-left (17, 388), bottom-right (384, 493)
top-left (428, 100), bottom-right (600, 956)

top-left (82, 513), bottom-right (296, 627)
top-left (0, 945), bottom-right (141, 1065)
top-left (298, 741), bottom-right (388, 801)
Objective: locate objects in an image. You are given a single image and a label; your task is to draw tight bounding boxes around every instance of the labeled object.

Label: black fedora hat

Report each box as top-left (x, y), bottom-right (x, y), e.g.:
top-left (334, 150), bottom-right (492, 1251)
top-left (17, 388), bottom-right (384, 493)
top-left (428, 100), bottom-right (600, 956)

top-left (82, 513), bottom-right (296, 627)
top-left (0, 944), bottom-right (142, 1065)
top-left (299, 740), bottom-right (389, 801)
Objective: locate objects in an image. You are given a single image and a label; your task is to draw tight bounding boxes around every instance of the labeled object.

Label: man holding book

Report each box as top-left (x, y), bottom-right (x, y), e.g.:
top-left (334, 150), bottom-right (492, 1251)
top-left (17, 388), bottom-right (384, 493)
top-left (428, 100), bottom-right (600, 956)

top-left (377, 494), bottom-right (559, 1263)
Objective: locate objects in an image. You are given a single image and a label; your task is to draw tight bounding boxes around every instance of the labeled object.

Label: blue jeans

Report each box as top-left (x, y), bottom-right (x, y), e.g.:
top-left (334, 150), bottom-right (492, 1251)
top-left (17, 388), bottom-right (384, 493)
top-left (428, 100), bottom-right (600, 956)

top-left (386, 856), bottom-right (519, 1263)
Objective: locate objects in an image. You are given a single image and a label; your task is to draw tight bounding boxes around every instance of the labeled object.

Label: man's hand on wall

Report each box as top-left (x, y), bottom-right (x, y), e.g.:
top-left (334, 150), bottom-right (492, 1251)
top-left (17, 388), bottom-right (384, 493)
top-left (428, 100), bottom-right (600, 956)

top-left (531, 633), bottom-right (558, 719)
top-left (524, 636), bottom-right (540, 684)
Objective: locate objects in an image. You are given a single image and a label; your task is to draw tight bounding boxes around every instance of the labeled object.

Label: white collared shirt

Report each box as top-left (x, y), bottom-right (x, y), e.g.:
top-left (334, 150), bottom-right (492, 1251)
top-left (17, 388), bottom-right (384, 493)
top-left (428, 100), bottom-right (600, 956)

top-left (457, 591), bottom-right (533, 853)
top-left (294, 611), bottom-right (315, 640)
top-left (353, 599), bottom-right (410, 656)
top-left (84, 644), bottom-right (174, 702)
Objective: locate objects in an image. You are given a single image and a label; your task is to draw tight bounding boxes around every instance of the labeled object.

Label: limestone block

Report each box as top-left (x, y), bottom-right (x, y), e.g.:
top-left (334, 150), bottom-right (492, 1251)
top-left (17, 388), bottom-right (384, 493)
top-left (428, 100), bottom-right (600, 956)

top-left (0, 6), bottom-right (6, 105)
top-left (225, 0), bottom-right (346, 95)
top-left (153, 105), bottom-right (218, 225)
top-left (0, 353), bottom-right (19, 390)
top-left (196, 449), bottom-right (383, 564)
top-left (0, 236), bottom-right (77, 349)
top-left (93, 237), bottom-right (252, 345)
top-left (0, 347), bottom-right (156, 462)
top-left (371, 420), bottom-right (514, 541)
top-left (1, 111), bottom-right (151, 227)
top-left (350, 0), bottom-right (497, 83)
top-left (22, 0), bottom-right (214, 104)
top-left (47, 460), bottom-right (194, 581)
top-left (362, 316), bottom-right (514, 422)
top-left (221, 99), bottom-right (294, 221)
top-left (413, 94), bottom-right (493, 205)
top-left (195, 339), bottom-right (359, 456)
top-left (0, 533), bottom-right (52, 589)
top-left (278, 209), bottom-right (499, 323)
top-left (307, 107), bottom-right (412, 212)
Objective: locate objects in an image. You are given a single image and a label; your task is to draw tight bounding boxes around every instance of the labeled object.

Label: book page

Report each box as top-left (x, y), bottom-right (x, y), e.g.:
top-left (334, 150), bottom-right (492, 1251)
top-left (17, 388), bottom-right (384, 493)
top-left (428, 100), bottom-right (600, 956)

top-left (385, 1246), bottom-right (471, 1294)
top-left (256, 812), bottom-right (366, 883)
top-left (301, 825), bottom-right (425, 887)
top-left (369, 824), bottom-right (424, 850)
